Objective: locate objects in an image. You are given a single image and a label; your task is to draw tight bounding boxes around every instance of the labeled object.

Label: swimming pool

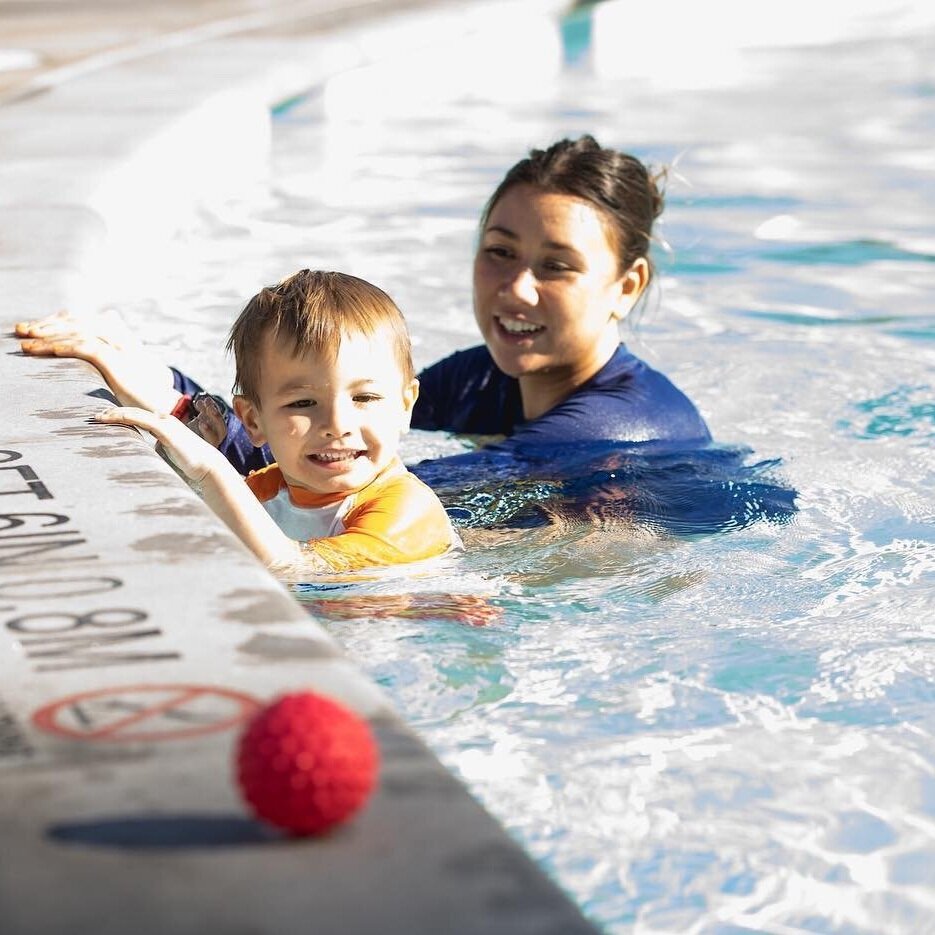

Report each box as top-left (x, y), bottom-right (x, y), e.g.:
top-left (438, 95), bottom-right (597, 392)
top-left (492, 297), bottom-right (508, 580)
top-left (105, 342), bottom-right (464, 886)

top-left (140, 2), bottom-right (934, 930)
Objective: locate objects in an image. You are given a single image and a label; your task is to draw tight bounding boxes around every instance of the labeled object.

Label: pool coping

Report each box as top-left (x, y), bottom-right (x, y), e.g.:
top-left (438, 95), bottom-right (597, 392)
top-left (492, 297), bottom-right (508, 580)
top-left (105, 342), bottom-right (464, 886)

top-left (0, 0), bottom-right (599, 931)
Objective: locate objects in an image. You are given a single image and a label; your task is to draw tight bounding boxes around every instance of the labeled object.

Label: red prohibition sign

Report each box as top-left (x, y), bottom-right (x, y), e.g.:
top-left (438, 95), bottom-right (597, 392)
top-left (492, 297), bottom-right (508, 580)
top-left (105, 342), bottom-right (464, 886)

top-left (32, 684), bottom-right (262, 743)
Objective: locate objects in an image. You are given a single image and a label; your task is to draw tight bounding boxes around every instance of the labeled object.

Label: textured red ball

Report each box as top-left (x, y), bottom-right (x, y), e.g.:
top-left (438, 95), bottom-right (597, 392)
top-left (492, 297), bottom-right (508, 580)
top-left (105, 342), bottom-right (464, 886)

top-left (235, 691), bottom-right (379, 835)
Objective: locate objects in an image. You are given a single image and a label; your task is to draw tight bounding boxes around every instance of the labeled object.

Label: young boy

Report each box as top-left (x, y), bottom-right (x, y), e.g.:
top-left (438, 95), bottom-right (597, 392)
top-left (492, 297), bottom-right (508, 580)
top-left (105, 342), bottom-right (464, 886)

top-left (92, 269), bottom-right (459, 574)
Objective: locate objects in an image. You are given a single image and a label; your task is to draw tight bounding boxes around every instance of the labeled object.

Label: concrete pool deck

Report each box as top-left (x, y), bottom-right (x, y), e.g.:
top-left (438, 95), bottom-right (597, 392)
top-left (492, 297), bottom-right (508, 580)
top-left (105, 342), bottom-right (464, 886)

top-left (0, 0), bottom-right (597, 931)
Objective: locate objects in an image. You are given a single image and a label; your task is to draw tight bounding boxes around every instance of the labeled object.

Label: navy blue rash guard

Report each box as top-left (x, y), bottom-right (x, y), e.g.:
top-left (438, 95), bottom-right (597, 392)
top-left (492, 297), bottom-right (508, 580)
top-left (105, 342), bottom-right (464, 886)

top-left (171, 342), bottom-right (710, 475)
top-left (413, 344), bottom-right (710, 451)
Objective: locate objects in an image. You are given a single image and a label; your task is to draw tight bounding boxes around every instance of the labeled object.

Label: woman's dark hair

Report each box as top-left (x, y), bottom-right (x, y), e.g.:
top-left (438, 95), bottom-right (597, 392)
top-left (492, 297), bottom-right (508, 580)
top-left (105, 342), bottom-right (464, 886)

top-left (481, 135), bottom-right (666, 281)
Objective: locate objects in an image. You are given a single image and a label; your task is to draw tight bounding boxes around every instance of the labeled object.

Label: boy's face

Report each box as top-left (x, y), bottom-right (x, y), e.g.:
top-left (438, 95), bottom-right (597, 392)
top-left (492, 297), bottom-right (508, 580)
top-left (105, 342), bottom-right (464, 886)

top-left (235, 327), bottom-right (418, 496)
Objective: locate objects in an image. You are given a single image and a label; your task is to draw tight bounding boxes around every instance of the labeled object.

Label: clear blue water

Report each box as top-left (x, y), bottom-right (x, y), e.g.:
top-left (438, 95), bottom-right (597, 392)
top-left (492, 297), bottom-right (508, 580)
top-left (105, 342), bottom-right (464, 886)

top-left (137, 3), bottom-right (934, 931)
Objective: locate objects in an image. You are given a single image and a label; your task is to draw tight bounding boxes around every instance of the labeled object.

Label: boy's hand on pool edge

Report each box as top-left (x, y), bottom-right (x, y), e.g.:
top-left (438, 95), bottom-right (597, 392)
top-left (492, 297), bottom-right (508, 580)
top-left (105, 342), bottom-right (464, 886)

top-left (18, 309), bottom-right (182, 414)
top-left (93, 406), bottom-right (224, 484)
top-left (94, 406), bottom-right (301, 570)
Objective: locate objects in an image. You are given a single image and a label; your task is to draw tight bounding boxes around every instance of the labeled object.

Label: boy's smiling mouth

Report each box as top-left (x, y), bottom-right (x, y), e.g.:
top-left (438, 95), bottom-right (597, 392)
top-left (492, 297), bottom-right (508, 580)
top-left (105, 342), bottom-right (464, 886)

top-left (308, 449), bottom-right (364, 463)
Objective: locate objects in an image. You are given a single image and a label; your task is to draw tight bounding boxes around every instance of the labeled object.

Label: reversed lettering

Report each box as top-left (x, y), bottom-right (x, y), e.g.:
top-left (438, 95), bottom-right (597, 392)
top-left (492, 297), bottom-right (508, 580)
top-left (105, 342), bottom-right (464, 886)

top-left (0, 576), bottom-right (122, 601)
top-left (8, 608), bottom-right (146, 634)
top-left (0, 464), bottom-right (53, 500)
top-left (18, 627), bottom-right (180, 672)
top-left (0, 702), bottom-right (35, 759)
top-left (0, 536), bottom-right (96, 567)
top-left (0, 513), bottom-right (69, 533)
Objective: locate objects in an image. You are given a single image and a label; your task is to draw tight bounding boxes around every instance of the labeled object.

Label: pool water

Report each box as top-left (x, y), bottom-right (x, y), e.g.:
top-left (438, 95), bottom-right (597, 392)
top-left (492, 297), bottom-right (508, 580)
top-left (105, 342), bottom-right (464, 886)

top-left (136, 3), bottom-right (934, 931)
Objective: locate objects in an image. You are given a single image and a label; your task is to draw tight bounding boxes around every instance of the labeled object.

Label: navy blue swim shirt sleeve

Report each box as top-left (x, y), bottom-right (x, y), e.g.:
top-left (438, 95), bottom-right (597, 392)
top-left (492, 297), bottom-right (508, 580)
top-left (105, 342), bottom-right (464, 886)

top-left (411, 344), bottom-right (711, 450)
top-left (172, 342), bottom-right (709, 473)
top-left (170, 367), bottom-right (205, 400)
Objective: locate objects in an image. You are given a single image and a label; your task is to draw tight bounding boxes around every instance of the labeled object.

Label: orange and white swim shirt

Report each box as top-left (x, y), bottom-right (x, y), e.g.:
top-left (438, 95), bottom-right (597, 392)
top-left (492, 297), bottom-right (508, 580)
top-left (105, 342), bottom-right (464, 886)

top-left (245, 458), bottom-right (459, 572)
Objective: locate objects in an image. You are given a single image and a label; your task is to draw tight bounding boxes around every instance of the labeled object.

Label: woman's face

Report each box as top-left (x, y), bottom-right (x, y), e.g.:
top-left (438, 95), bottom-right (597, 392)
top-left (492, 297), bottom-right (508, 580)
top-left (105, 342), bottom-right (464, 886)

top-left (473, 184), bottom-right (644, 384)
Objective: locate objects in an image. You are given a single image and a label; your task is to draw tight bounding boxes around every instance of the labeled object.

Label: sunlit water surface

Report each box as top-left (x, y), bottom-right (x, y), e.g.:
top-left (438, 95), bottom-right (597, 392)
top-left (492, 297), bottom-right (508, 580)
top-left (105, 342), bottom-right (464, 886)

top-left (126, 5), bottom-right (934, 932)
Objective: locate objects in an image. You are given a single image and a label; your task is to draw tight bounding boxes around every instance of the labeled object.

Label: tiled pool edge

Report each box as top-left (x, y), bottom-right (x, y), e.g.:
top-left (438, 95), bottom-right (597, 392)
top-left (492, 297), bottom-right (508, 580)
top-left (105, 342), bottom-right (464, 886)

top-left (0, 1), bottom-right (598, 932)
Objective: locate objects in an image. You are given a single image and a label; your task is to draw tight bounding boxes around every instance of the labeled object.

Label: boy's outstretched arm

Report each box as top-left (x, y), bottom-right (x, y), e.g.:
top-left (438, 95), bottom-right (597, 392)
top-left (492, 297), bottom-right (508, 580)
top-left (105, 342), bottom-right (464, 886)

top-left (94, 407), bottom-right (305, 570)
top-left (17, 310), bottom-right (183, 413)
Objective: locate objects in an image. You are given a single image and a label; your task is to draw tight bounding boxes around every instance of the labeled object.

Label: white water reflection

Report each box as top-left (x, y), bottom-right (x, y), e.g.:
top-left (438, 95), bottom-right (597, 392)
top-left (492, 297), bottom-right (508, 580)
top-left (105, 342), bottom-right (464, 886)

top-left (591, 0), bottom-right (935, 89)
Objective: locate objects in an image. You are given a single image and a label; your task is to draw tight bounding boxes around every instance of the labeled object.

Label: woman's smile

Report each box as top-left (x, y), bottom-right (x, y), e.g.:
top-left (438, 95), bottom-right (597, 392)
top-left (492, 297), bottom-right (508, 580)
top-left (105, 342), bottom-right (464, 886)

top-left (496, 314), bottom-right (545, 338)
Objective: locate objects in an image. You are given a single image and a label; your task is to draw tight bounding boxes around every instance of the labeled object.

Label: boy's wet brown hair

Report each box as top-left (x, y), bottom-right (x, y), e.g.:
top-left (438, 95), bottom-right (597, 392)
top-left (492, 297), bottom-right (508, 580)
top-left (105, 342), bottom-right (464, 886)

top-left (226, 269), bottom-right (415, 403)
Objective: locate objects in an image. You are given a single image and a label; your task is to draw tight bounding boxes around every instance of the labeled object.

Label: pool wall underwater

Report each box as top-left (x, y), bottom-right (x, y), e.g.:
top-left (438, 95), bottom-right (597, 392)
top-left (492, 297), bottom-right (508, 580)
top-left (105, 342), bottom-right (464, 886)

top-left (0, 1), bottom-right (598, 932)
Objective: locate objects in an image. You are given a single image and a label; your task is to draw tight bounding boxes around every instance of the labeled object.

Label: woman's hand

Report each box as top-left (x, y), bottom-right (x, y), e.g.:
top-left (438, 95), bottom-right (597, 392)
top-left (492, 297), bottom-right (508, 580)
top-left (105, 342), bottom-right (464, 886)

top-left (188, 393), bottom-right (230, 448)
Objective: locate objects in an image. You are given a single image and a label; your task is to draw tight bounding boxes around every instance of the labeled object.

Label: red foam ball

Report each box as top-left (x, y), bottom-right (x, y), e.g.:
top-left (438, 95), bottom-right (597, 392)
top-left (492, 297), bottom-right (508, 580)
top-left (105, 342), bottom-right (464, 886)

top-left (236, 691), bottom-right (379, 835)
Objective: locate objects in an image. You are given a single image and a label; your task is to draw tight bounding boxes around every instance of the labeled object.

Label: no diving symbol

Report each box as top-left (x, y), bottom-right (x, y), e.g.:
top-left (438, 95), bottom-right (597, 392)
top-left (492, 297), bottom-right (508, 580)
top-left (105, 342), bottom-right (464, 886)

top-left (32, 684), bottom-right (262, 743)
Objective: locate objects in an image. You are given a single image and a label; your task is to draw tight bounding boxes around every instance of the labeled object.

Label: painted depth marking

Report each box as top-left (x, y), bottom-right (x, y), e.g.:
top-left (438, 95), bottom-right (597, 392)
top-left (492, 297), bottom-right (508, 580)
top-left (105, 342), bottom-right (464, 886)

top-left (32, 684), bottom-right (261, 742)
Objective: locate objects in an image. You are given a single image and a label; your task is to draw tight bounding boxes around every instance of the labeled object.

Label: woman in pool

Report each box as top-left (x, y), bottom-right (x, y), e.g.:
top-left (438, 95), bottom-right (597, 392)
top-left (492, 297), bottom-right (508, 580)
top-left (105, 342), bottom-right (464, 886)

top-left (18, 135), bottom-right (710, 472)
